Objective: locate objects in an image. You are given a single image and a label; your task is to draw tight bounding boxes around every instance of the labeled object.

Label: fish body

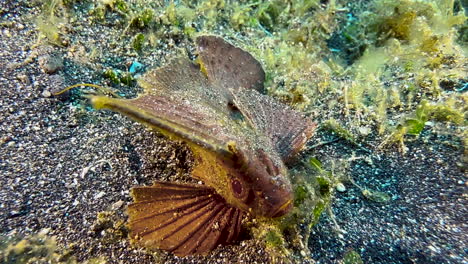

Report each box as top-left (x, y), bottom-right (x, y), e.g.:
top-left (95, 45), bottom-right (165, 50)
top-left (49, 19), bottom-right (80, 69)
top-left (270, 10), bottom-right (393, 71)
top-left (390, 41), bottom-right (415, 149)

top-left (91, 36), bottom-right (316, 255)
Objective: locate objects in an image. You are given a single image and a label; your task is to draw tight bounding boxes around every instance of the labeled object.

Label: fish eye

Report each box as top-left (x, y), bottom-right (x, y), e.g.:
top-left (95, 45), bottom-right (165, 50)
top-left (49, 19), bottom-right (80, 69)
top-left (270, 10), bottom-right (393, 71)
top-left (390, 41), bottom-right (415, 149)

top-left (231, 178), bottom-right (243, 197)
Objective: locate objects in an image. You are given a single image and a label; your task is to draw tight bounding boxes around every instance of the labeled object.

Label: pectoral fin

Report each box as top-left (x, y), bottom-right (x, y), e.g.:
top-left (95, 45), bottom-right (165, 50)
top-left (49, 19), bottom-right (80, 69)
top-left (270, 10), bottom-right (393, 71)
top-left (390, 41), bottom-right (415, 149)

top-left (128, 181), bottom-right (244, 256)
top-left (90, 95), bottom-right (234, 157)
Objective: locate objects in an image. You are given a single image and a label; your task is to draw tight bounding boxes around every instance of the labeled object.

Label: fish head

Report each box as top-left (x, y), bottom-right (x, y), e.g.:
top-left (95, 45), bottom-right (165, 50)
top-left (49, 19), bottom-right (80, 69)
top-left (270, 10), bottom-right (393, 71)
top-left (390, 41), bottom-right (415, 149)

top-left (225, 144), bottom-right (293, 218)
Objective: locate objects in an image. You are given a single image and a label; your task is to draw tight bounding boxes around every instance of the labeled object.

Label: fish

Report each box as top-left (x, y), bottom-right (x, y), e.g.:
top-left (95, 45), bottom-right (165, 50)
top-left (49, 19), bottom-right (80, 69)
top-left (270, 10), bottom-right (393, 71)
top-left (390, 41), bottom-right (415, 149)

top-left (90, 35), bottom-right (316, 256)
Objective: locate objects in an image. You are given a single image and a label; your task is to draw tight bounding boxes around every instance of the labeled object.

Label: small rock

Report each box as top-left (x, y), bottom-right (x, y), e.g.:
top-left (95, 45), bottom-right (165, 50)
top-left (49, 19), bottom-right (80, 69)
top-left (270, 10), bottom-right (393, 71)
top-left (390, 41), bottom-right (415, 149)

top-left (42, 90), bottom-right (52, 98)
top-left (48, 74), bottom-right (70, 99)
top-left (17, 73), bottom-right (30, 85)
top-left (94, 191), bottom-right (106, 199)
top-left (38, 228), bottom-right (50, 235)
top-left (110, 200), bottom-right (124, 211)
top-left (358, 126), bottom-right (371, 136)
top-left (38, 54), bottom-right (64, 74)
top-left (336, 182), bottom-right (346, 192)
top-left (3, 29), bottom-right (11, 38)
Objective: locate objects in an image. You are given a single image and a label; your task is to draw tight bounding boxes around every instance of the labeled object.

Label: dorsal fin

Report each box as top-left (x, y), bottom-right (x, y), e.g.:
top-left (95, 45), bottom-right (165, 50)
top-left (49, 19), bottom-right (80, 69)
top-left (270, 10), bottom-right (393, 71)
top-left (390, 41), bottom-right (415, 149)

top-left (137, 57), bottom-right (206, 94)
top-left (137, 57), bottom-right (231, 115)
top-left (196, 35), bottom-right (265, 93)
top-left (232, 89), bottom-right (316, 162)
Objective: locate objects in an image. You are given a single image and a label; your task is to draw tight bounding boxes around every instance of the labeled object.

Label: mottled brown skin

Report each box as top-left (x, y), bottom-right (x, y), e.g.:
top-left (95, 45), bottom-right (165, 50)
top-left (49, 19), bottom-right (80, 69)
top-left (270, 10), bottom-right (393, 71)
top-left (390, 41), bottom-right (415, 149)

top-left (91, 35), bottom-right (315, 256)
top-left (219, 143), bottom-right (294, 218)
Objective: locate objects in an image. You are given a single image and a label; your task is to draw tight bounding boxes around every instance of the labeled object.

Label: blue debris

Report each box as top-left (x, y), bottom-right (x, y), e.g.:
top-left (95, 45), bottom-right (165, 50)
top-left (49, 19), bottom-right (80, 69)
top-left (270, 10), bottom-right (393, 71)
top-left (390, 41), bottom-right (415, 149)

top-left (457, 81), bottom-right (467, 92)
top-left (129, 61), bottom-right (144, 74)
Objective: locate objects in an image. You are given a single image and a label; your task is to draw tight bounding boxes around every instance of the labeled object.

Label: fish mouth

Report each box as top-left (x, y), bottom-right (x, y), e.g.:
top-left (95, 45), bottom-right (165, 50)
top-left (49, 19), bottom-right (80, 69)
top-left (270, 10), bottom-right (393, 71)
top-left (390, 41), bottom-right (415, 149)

top-left (270, 199), bottom-right (293, 218)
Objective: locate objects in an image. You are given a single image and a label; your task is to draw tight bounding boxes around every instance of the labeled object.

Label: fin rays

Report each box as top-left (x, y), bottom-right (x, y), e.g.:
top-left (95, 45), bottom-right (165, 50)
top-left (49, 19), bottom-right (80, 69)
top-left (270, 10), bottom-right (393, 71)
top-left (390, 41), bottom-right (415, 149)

top-left (232, 89), bottom-right (316, 162)
top-left (165, 203), bottom-right (225, 254)
top-left (131, 196), bottom-right (212, 226)
top-left (128, 181), bottom-right (244, 256)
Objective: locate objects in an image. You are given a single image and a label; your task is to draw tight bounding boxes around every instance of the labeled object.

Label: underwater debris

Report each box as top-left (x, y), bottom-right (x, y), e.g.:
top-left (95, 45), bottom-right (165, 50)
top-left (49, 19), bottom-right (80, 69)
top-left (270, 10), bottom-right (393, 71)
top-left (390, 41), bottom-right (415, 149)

top-left (53, 83), bottom-right (121, 98)
top-left (361, 188), bottom-right (391, 203)
top-left (90, 35), bottom-right (316, 256)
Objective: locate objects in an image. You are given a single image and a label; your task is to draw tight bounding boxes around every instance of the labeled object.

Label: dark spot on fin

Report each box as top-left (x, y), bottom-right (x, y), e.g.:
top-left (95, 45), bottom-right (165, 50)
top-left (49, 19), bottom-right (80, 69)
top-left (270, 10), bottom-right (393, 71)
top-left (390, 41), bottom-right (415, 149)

top-left (232, 89), bottom-right (317, 163)
top-left (196, 35), bottom-right (265, 93)
top-left (128, 181), bottom-right (244, 256)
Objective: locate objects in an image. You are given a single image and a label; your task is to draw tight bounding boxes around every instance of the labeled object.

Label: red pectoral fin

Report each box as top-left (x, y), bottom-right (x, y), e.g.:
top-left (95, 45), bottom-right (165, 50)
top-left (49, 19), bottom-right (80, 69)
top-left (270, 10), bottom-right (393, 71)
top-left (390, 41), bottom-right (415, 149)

top-left (90, 95), bottom-right (235, 157)
top-left (128, 181), bottom-right (244, 256)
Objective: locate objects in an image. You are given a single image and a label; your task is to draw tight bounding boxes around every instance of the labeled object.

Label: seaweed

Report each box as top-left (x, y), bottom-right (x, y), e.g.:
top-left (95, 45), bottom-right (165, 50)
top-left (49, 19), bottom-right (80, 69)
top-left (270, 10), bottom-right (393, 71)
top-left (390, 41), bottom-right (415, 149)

top-left (0, 230), bottom-right (106, 264)
top-left (103, 68), bottom-right (135, 86)
top-left (35, 0), bottom-right (69, 45)
top-left (132, 32), bottom-right (145, 52)
top-left (343, 250), bottom-right (364, 264)
top-left (380, 98), bottom-right (466, 152)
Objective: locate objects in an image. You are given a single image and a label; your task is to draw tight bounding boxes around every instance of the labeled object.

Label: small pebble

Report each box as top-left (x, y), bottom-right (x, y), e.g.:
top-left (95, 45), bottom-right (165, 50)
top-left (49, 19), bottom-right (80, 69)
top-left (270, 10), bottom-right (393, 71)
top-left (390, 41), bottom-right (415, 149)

top-left (3, 29), bottom-right (11, 37)
top-left (94, 191), bottom-right (106, 199)
top-left (110, 200), bottom-right (124, 211)
top-left (336, 182), bottom-right (346, 192)
top-left (38, 54), bottom-right (64, 74)
top-left (17, 73), bottom-right (30, 85)
top-left (42, 90), bottom-right (52, 98)
top-left (358, 126), bottom-right (371, 136)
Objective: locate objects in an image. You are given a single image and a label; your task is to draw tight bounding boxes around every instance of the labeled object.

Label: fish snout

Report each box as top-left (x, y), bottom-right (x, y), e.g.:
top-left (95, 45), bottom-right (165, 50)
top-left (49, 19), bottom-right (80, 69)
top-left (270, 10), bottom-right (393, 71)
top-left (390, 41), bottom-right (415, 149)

top-left (258, 188), bottom-right (293, 218)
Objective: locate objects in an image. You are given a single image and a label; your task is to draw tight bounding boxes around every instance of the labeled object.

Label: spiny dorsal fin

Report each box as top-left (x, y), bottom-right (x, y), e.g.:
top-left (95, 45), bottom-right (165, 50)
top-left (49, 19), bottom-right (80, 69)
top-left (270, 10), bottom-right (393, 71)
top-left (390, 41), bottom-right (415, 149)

top-left (137, 57), bottom-right (231, 115)
top-left (232, 89), bottom-right (316, 162)
top-left (128, 181), bottom-right (244, 256)
top-left (137, 57), bottom-right (205, 94)
top-left (196, 35), bottom-right (265, 93)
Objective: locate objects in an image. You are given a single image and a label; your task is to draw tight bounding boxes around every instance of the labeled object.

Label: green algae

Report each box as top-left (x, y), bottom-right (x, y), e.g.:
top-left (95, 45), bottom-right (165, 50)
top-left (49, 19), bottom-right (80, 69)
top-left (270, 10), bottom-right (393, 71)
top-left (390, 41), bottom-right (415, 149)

top-left (132, 33), bottom-right (145, 52)
top-left (343, 250), bottom-right (364, 264)
top-left (35, 0), bottom-right (69, 46)
top-left (92, 211), bottom-right (129, 245)
top-left (257, 156), bottom-right (343, 259)
top-left (0, 230), bottom-right (106, 264)
top-left (103, 68), bottom-right (135, 86)
top-left (264, 228), bottom-right (285, 249)
top-left (323, 119), bottom-right (357, 144)
top-left (380, 97), bottom-right (466, 152)
top-left (103, 69), bottom-right (120, 84)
